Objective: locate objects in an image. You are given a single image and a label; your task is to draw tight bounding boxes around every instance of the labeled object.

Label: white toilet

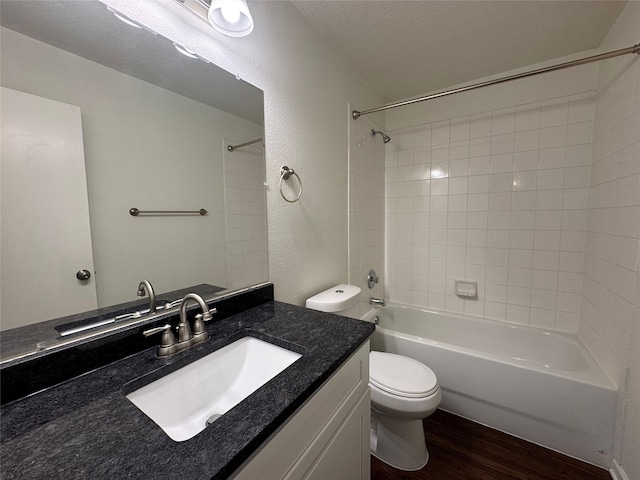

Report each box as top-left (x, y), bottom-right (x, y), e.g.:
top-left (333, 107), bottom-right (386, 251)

top-left (369, 351), bottom-right (441, 470)
top-left (306, 285), bottom-right (442, 471)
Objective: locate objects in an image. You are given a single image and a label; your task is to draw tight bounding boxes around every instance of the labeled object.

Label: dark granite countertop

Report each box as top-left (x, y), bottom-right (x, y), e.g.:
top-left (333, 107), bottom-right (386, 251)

top-left (0, 301), bottom-right (374, 479)
top-left (0, 283), bottom-right (226, 364)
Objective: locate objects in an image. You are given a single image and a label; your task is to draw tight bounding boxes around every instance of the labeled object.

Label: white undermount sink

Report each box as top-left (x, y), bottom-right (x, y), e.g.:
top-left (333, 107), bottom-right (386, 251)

top-left (126, 336), bottom-right (302, 441)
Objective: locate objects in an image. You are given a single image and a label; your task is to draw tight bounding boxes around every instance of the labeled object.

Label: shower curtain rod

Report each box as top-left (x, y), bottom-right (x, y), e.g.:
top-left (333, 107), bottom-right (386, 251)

top-left (352, 43), bottom-right (640, 120)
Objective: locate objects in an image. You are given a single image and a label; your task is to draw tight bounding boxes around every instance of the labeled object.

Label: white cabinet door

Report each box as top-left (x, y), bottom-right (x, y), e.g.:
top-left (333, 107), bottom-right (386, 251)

top-left (301, 390), bottom-right (371, 480)
top-left (231, 342), bottom-right (370, 480)
top-left (1, 87), bottom-right (97, 330)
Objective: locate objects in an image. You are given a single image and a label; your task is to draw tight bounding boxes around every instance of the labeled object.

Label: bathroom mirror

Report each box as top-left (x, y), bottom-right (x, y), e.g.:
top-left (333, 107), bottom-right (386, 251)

top-left (0, 1), bottom-right (267, 350)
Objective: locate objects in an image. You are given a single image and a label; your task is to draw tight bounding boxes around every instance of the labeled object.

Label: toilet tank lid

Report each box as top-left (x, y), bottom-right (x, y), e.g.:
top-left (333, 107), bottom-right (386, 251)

top-left (370, 351), bottom-right (439, 398)
top-left (305, 284), bottom-right (361, 313)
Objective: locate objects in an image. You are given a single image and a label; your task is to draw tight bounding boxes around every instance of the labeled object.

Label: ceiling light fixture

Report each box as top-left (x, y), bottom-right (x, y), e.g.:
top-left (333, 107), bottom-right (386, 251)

top-left (207, 0), bottom-right (254, 37)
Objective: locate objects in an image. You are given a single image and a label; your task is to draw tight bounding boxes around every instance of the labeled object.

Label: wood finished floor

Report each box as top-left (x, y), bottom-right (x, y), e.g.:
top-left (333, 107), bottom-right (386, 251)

top-left (371, 410), bottom-right (611, 480)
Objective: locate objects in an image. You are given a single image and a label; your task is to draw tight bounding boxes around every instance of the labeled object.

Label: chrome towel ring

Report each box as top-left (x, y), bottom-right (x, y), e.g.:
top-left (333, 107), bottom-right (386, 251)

top-left (280, 166), bottom-right (302, 203)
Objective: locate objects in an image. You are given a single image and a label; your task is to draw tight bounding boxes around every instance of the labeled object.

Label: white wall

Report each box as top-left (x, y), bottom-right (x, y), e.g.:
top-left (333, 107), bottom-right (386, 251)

top-left (104, 0), bottom-right (382, 306)
top-left (383, 56), bottom-right (599, 331)
top-left (1, 27), bottom-right (262, 306)
top-left (583, 2), bottom-right (639, 478)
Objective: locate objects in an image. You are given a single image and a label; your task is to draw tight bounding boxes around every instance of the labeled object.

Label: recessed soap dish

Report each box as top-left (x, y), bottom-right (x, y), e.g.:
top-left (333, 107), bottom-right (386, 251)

top-left (455, 280), bottom-right (477, 298)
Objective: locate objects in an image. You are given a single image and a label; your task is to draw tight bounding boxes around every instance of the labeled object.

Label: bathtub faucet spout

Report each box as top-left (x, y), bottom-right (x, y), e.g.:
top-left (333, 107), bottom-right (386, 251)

top-left (370, 297), bottom-right (386, 307)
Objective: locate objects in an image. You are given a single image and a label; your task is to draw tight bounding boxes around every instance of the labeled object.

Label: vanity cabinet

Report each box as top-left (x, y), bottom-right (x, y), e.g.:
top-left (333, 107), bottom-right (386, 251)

top-left (0, 298), bottom-right (376, 480)
top-left (231, 342), bottom-right (371, 480)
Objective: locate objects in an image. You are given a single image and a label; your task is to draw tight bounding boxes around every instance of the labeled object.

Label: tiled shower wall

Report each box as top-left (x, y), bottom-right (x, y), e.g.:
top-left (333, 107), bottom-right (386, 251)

top-left (578, 3), bottom-right (640, 471)
top-left (385, 93), bottom-right (596, 332)
top-left (580, 55), bottom-right (639, 386)
top-left (347, 113), bottom-right (385, 318)
top-left (223, 144), bottom-right (268, 290)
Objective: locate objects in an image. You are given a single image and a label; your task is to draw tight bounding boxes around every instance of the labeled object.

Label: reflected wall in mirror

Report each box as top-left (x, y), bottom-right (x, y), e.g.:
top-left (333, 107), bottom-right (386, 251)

top-left (0, 0), bottom-right (267, 333)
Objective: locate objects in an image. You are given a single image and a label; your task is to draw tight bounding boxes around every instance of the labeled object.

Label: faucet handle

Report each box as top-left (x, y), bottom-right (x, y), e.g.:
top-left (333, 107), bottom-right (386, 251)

top-left (196, 307), bottom-right (217, 323)
top-left (143, 324), bottom-right (178, 357)
top-left (193, 308), bottom-right (216, 336)
top-left (142, 324), bottom-right (176, 348)
top-left (143, 324), bottom-right (171, 337)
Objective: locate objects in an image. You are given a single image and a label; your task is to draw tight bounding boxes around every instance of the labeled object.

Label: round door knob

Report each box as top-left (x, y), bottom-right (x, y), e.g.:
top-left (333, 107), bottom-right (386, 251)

top-left (76, 269), bottom-right (91, 281)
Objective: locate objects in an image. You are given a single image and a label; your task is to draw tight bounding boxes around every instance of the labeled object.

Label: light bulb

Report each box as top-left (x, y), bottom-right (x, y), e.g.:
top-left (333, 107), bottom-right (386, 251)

top-left (220, 4), bottom-right (241, 24)
top-left (208, 0), bottom-right (254, 37)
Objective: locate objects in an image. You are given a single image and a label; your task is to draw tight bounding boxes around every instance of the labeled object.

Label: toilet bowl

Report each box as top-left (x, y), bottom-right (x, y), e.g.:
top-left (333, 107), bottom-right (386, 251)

top-left (369, 351), bottom-right (441, 470)
top-left (306, 285), bottom-right (442, 471)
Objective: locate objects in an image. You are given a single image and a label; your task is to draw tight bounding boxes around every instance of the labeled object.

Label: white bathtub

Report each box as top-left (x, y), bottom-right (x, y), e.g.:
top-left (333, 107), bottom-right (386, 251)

top-left (365, 303), bottom-right (617, 467)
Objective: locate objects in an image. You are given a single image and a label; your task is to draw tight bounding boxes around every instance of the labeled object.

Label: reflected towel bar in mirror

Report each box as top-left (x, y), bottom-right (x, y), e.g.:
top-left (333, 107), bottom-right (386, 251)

top-left (129, 208), bottom-right (208, 216)
top-left (227, 137), bottom-right (263, 152)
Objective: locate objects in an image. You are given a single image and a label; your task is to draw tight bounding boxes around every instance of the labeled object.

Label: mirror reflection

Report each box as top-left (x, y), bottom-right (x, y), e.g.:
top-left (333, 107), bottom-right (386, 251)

top-left (0, 1), bottom-right (267, 337)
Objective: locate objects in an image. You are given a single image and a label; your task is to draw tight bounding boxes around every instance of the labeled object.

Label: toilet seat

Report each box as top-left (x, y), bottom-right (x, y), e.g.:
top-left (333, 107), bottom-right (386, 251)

top-left (370, 351), bottom-right (438, 398)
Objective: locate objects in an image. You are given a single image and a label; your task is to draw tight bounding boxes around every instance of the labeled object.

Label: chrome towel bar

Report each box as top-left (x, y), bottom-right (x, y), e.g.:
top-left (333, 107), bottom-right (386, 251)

top-left (129, 208), bottom-right (208, 216)
top-left (227, 138), bottom-right (263, 152)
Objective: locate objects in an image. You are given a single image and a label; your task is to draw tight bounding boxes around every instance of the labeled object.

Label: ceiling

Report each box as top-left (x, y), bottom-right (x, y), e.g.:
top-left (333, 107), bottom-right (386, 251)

top-left (0, 0), bottom-right (264, 124)
top-left (292, 0), bottom-right (627, 104)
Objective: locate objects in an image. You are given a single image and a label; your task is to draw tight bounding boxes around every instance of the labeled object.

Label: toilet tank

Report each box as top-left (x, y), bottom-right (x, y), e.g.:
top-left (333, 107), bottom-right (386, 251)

top-left (305, 284), bottom-right (361, 313)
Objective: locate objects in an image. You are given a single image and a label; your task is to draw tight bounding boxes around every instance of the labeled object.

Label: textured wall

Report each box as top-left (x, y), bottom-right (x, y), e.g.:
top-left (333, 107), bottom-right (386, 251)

top-left (104, 0), bottom-right (382, 305)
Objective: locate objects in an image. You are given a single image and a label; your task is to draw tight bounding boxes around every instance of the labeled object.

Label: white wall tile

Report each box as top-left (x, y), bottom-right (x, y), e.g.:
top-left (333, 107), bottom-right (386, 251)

top-left (507, 304), bottom-right (530, 324)
top-left (492, 107), bottom-right (516, 135)
top-left (540, 125), bottom-right (568, 149)
top-left (530, 307), bottom-right (556, 328)
top-left (514, 150), bottom-right (539, 171)
top-left (538, 148), bottom-right (566, 170)
top-left (567, 121), bottom-right (593, 146)
top-left (414, 125), bottom-right (432, 148)
top-left (533, 269), bottom-right (559, 291)
top-left (565, 144), bottom-right (592, 167)
top-left (515, 102), bottom-right (541, 132)
top-left (469, 144), bottom-right (491, 167)
top-left (485, 301), bottom-right (507, 320)
top-left (568, 94), bottom-right (595, 124)
top-left (381, 83), bottom-right (614, 337)
top-left (432, 121), bottom-right (451, 145)
top-left (540, 98), bottom-right (569, 128)
top-left (470, 113), bottom-right (492, 139)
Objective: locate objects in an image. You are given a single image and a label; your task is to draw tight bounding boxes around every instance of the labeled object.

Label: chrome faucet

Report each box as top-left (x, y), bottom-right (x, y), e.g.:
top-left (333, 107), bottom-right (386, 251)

top-left (369, 297), bottom-right (386, 307)
top-left (137, 280), bottom-right (156, 314)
